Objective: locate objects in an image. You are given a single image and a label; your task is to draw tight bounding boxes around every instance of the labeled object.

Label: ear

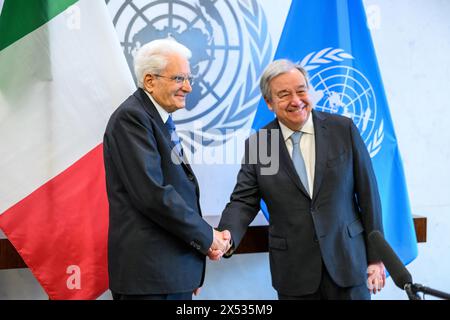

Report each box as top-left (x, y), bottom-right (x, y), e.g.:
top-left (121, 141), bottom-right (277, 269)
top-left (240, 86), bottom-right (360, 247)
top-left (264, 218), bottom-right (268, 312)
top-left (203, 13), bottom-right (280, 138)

top-left (264, 97), bottom-right (274, 111)
top-left (143, 74), bottom-right (154, 93)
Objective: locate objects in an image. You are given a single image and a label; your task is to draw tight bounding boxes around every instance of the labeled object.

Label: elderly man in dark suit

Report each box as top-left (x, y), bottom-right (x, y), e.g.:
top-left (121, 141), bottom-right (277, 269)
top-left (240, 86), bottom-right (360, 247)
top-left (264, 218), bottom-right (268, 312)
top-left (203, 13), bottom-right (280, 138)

top-left (103, 38), bottom-right (230, 300)
top-left (218, 59), bottom-right (385, 300)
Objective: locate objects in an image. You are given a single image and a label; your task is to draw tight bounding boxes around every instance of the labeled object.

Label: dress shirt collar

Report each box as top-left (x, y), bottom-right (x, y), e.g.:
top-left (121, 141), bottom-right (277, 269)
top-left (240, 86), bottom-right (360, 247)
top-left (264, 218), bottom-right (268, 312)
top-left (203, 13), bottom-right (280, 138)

top-left (144, 89), bottom-right (170, 124)
top-left (278, 111), bottom-right (315, 142)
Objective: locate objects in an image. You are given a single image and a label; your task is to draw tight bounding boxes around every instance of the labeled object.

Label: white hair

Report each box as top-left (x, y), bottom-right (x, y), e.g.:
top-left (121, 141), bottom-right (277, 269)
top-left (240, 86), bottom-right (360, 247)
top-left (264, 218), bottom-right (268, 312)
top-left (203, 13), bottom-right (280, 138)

top-left (260, 59), bottom-right (309, 102)
top-left (134, 38), bottom-right (192, 88)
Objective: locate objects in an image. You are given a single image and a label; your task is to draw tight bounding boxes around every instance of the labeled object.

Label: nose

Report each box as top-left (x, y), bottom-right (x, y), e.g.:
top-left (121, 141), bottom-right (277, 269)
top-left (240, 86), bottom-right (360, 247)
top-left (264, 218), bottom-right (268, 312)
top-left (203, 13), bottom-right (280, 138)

top-left (290, 94), bottom-right (302, 106)
top-left (182, 79), bottom-right (192, 92)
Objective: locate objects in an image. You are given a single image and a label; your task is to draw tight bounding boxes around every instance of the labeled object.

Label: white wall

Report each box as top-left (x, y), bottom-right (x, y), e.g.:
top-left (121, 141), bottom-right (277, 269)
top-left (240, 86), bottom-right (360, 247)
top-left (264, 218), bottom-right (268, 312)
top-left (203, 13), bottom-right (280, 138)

top-left (1, 0), bottom-right (450, 300)
top-left (365, 0), bottom-right (450, 300)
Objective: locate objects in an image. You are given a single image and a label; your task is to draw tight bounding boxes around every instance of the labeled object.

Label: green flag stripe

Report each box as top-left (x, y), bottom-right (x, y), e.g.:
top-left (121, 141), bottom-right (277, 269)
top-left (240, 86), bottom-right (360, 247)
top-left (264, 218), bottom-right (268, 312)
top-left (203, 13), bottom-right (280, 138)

top-left (0, 0), bottom-right (78, 51)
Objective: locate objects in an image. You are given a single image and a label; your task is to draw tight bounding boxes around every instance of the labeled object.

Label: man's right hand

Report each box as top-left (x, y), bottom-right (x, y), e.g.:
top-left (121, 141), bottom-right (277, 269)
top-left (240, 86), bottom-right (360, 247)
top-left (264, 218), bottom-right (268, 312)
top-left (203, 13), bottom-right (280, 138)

top-left (208, 229), bottom-right (232, 261)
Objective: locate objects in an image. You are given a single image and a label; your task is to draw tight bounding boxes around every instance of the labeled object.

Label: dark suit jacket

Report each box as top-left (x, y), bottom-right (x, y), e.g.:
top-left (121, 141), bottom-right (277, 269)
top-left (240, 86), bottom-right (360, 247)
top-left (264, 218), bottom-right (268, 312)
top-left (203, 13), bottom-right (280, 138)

top-left (103, 88), bottom-right (213, 295)
top-left (218, 110), bottom-right (383, 296)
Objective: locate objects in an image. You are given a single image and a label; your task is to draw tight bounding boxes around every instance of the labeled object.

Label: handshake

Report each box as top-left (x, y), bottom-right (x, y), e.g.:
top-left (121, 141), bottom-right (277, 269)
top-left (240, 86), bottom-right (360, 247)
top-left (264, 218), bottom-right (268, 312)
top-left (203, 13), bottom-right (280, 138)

top-left (208, 229), bottom-right (232, 261)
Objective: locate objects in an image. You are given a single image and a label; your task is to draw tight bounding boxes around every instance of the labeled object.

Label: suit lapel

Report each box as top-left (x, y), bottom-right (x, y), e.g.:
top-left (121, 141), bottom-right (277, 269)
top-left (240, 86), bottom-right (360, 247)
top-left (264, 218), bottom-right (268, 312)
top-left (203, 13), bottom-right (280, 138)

top-left (271, 120), bottom-right (310, 198)
top-left (134, 88), bottom-right (195, 176)
top-left (134, 88), bottom-right (168, 138)
top-left (311, 111), bottom-right (329, 202)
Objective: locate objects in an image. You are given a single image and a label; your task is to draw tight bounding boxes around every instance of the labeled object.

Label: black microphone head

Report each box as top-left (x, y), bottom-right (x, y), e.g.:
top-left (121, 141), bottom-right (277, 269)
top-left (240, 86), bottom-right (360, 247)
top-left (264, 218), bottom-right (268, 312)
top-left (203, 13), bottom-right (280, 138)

top-left (368, 230), bottom-right (412, 289)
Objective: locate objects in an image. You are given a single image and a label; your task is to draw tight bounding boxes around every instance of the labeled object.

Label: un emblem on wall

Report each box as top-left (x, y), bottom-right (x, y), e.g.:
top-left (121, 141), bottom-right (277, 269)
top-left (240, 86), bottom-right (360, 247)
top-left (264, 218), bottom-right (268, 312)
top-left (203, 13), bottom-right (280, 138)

top-left (300, 48), bottom-right (384, 157)
top-left (106, 0), bottom-right (272, 149)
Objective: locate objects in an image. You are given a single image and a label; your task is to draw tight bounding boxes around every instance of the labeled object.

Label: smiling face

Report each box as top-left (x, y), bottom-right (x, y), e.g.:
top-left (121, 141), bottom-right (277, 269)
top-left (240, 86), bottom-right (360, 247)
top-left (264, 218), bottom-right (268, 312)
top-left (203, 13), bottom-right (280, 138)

top-left (265, 68), bottom-right (313, 131)
top-left (143, 53), bottom-right (192, 113)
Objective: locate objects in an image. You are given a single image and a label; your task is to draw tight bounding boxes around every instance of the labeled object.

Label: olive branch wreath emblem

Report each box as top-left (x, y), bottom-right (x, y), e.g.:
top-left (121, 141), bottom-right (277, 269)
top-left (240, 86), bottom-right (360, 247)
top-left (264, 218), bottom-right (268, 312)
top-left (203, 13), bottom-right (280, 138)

top-left (300, 47), bottom-right (384, 158)
top-left (180, 0), bottom-right (273, 150)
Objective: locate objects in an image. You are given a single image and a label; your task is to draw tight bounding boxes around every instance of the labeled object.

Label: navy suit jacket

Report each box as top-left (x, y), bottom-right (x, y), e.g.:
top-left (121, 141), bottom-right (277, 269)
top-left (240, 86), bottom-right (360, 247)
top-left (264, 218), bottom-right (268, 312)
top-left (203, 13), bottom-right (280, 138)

top-left (103, 88), bottom-right (212, 295)
top-left (218, 110), bottom-right (383, 296)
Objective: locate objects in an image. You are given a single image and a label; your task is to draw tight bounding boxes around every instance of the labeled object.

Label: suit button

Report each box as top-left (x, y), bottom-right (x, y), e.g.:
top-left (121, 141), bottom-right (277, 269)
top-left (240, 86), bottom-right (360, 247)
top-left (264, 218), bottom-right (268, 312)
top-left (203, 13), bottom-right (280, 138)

top-left (187, 174), bottom-right (194, 180)
top-left (313, 235), bottom-right (319, 242)
top-left (190, 241), bottom-right (200, 250)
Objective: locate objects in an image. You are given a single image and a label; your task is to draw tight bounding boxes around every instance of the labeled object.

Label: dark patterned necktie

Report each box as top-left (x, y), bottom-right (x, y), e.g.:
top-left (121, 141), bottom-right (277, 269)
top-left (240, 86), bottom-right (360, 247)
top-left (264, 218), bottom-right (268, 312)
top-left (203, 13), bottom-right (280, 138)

top-left (165, 115), bottom-right (184, 158)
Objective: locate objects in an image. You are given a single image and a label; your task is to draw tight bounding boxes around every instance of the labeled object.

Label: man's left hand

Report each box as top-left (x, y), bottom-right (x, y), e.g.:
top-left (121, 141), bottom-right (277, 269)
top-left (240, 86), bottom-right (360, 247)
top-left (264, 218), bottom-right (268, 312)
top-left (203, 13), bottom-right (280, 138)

top-left (367, 261), bottom-right (386, 294)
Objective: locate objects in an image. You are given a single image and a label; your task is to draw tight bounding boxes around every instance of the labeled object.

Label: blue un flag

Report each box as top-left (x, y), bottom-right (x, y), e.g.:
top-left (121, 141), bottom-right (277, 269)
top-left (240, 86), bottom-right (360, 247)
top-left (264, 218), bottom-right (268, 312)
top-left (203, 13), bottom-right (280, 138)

top-left (252, 0), bottom-right (418, 266)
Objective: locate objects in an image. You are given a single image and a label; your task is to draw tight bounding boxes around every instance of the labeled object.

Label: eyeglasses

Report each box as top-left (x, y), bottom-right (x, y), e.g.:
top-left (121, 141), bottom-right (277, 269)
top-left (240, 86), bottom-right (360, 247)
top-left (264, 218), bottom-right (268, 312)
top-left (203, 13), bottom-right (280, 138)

top-left (153, 74), bottom-right (194, 86)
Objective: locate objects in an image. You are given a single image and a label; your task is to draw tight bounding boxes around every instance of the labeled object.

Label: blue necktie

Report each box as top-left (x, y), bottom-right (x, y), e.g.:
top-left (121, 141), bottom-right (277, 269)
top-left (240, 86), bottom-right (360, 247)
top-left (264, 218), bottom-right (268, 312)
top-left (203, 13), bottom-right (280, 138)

top-left (165, 115), bottom-right (183, 158)
top-left (290, 131), bottom-right (310, 196)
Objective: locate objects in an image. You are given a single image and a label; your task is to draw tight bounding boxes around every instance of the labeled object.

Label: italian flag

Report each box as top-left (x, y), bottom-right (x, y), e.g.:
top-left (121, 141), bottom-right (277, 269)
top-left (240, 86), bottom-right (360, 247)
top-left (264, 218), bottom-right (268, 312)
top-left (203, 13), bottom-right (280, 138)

top-left (0, 0), bottom-right (134, 299)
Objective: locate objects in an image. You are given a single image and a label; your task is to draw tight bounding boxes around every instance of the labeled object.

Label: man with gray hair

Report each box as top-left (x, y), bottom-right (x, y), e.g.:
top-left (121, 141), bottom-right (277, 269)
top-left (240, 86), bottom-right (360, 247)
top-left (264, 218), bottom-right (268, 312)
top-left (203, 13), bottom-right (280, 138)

top-left (218, 59), bottom-right (385, 300)
top-left (103, 38), bottom-right (231, 300)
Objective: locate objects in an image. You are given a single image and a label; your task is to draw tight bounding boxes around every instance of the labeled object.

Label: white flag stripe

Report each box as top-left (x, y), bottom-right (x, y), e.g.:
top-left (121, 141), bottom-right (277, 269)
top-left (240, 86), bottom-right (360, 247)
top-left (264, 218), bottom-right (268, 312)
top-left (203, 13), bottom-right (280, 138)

top-left (0, 0), bottom-right (135, 213)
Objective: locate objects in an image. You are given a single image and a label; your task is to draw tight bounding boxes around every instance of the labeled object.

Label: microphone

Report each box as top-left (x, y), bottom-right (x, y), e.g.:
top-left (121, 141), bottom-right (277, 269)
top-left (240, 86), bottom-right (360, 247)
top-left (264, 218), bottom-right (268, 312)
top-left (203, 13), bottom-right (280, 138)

top-left (369, 230), bottom-right (450, 300)
top-left (368, 230), bottom-right (412, 290)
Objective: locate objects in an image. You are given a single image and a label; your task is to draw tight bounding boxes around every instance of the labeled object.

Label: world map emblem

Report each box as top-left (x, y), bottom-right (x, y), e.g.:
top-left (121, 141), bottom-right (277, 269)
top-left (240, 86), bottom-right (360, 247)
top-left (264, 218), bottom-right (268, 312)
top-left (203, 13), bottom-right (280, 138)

top-left (106, 0), bottom-right (272, 149)
top-left (300, 48), bottom-right (384, 157)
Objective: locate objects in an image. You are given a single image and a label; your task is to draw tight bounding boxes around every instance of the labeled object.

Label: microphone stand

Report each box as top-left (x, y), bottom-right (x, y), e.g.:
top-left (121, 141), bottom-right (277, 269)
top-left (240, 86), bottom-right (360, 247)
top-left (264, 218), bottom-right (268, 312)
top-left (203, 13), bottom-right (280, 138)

top-left (404, 284), bottom-right (421, 300)
top-left (405, 283), bottom-right (450, 300)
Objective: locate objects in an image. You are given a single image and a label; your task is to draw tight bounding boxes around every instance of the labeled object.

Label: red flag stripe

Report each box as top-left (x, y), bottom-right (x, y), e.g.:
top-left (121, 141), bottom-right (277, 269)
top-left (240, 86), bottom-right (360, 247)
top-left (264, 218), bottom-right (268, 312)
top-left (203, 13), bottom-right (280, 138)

top-left (0, 144), bottom-right (108, 299)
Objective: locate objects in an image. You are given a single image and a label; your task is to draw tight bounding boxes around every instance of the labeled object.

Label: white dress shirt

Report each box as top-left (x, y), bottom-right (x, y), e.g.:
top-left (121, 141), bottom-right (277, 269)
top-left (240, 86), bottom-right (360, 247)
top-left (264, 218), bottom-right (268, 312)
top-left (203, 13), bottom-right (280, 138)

top-left (278, 114), bottom-right (316, 196)
top-left (144, 90), bottom-right (170, 123)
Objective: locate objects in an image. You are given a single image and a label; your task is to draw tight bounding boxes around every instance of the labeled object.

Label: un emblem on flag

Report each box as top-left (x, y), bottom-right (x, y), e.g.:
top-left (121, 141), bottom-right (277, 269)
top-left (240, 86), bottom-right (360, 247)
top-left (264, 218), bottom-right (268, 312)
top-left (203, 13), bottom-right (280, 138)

top-left (300, 48), bottom-right (384, 157)
top-left (106, 0), bottom-right (272, 148)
